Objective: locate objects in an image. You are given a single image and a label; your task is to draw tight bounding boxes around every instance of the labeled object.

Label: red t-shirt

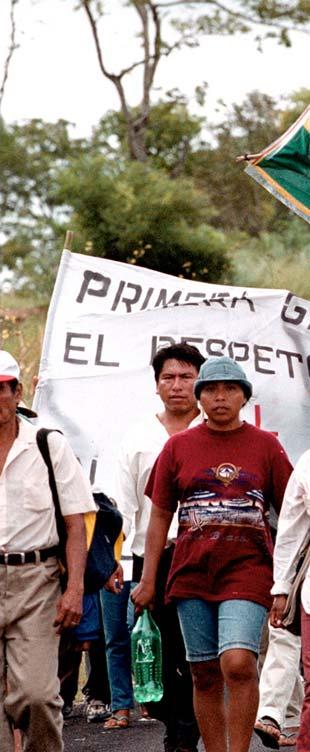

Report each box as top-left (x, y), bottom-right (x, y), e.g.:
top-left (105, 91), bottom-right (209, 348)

top-left (145, 421), bottom-right (293, 609)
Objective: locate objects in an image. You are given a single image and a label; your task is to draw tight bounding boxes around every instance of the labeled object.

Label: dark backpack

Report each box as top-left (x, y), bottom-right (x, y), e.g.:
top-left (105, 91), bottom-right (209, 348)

top-left (36, 428), bottom-right (123, 594)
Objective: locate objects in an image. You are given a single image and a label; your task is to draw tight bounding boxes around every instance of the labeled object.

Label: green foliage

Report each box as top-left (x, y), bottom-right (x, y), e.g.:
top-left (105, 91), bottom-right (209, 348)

top-left (280, 89), bottom-right (310, 131)
top-left (92, 101), bottom-right (204, 173)
top-left (55, 158), bottom-right (230, 280)
top-left (171, 0), bottom-right (310, 48)
top-left (230, 218), bottom-right (310, 297)
top-left (0, 118), bottom-right (87, 300)
top-left (1, 1), bottom-right (309, 381)
top-left (1, 89), bottom-right (310, 299)
top-left (186, 91), bottom-right (285, 235)
top-left (185, 89), bottom-right (309, 240)
top-left (0, 294), bottom-right (47, 402)
top-left (145, 102), bottom-right (203, 174)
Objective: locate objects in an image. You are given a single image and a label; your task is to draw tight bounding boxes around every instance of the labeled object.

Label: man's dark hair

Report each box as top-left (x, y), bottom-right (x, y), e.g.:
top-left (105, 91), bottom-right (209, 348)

top-left (8, 379), bottom-right (19, 393)
top-left (152, 343), bottom-right (205, 383)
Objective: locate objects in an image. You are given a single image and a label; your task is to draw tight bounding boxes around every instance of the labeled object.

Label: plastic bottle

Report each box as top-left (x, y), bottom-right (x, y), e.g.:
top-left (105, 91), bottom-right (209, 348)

top-left (131, 609), bottom-right (163, 702)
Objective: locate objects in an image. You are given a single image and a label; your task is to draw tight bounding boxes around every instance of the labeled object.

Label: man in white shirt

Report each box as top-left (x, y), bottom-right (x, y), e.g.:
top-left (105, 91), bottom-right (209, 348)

top-left (270, 449), bottom-right (310, 752)
top-left (116, 342), bottom-right (205, 752)
top-left (0, 350), bottom-right (97, 752)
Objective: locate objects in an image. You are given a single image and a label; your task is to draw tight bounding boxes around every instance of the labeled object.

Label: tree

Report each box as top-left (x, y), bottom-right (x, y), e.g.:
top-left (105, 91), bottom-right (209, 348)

top-left (78, 0), bottom-right (310, 161)
top-left (0, 118), bottom-right (87, 298)
top-left (230, 217), bottom-right (310, 297)
top-left (2, 89), bottom-right (309, 296)
top-left (55, 156), bottom-right (231, 281)
top-left (0, 104), bottom-right (232, 292)
top-left (184, 87), bottom-right (310, 236)
top-left (279, 87), bottom-right (310, 131)
top-left (186, 91), bottom-right (285, 235)
top-left (92, 99), bottom-right (204, 174)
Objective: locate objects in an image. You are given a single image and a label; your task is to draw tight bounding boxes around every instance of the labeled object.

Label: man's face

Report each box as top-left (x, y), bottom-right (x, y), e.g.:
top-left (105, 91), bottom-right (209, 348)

top-left (199, 380), bottom-right (245, 430)
top-left (156, 359), bottom-right (199, 415)
top-left (0, 381), bottom-right (22, 428)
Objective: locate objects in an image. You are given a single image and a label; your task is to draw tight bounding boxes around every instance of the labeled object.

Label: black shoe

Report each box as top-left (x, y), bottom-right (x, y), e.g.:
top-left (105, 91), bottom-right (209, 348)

top-left (62, 703), bottom-right (73, 719)
top-left (164, 743), bottom-right (175, 752)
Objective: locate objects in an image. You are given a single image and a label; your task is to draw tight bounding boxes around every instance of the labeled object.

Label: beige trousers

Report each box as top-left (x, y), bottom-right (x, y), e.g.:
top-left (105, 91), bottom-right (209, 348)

top-left (0, 559), bottom-right (63, 752)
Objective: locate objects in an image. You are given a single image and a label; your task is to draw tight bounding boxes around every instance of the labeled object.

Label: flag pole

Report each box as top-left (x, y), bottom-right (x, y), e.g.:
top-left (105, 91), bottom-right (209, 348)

top-left (64, 230), bottom-right (74, 251)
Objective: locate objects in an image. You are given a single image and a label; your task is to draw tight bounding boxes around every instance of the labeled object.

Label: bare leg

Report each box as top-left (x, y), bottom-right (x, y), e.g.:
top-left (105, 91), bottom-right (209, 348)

top-left (221, 648), bottom-right (259, 752)
top-left (190, 659), bottom-right (227, 752)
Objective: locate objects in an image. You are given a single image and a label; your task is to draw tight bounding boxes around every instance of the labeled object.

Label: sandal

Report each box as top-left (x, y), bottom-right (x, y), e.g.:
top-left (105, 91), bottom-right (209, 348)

top-left (103, 709), bottom-right (130, 730)
top-left (86, 699), bottom-right (111, 723)
top-left (139, 704), bottom-right (157, 722)
top-left (254, 717), bottom-right (281, 749)
top-left (279, 728), bottom-right (299, 747)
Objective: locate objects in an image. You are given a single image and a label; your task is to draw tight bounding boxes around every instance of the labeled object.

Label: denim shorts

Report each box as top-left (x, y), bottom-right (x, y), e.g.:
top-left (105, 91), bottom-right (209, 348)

top-left (176, 598), bottom-right (267, 662)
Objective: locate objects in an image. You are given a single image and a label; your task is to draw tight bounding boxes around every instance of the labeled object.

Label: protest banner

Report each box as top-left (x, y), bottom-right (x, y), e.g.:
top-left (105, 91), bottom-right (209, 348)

top-left (33, 248), bottom-right (310, 491)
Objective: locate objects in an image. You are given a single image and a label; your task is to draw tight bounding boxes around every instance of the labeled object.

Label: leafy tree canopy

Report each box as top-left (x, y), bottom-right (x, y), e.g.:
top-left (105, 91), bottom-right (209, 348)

top-left (0, 88), bottom-right (309, 298)
top-left (55, 157), bottom-right (231, 281)
top-left (75, 0), bottom-right (310, 161)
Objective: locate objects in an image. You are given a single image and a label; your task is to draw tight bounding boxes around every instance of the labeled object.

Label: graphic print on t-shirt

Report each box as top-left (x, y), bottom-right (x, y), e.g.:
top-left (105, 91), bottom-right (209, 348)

top-left (178, 463), bottom-right (266, 532)
top-left (145, 422), bottom-right (293, 607)
top-left (213, 463), bottom-right (241, 486)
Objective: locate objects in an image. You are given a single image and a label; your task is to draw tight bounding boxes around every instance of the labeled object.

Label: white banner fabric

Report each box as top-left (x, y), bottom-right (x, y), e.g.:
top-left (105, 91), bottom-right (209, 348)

top-left (33, 250), bottom-right (310, 491)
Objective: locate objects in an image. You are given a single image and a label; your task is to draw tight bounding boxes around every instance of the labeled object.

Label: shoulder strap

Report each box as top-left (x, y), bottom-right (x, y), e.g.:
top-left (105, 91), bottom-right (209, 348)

top-left (36, 428), bottom-right (67, 546)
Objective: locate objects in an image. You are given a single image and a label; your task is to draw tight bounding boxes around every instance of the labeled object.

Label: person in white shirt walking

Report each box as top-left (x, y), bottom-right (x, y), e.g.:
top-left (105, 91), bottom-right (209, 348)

top-left (0, 350), bottom-right (97, 752)
top-left (114, 342), bottom-right (205, 751)
top-left (270, 449), bottom-right (310, 752)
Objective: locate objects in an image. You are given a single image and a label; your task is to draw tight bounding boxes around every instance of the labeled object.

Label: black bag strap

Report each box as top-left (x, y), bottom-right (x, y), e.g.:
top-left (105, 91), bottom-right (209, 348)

top-left (36, 428), bottom-right (67, 550)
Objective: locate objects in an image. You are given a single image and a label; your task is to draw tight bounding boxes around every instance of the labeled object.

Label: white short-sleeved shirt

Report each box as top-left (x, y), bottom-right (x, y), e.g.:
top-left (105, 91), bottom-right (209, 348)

top-left (272, 449), bottom-right (310, 612)
top-left (0, 419), bottom-right (96, 552)
top-left (114, 412), bottom-right (202, 557)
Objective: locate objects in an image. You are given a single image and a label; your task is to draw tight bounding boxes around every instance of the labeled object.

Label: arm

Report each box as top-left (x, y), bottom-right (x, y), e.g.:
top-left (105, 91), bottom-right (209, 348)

top-left (131, 504), bottom-right (173, 611)
top-left (270, 451), bottom-right (310, 628)
top-left (272, 463), bottom-right (309, 592)
top-left (114, 442), bottom-right (140, 539)
top-left (269, 439), bottom-right (293, 517)
top-left (54, 513), bottom-right (87, 633)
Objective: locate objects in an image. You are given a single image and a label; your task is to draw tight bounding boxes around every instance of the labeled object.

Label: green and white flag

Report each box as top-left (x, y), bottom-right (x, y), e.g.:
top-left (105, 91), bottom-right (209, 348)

top-left (244, 105), bottom-right (310, 223)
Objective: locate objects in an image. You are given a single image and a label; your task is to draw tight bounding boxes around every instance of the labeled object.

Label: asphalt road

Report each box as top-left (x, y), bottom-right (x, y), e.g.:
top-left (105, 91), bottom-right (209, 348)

top-left (63, 704), bottom-right (296, 752)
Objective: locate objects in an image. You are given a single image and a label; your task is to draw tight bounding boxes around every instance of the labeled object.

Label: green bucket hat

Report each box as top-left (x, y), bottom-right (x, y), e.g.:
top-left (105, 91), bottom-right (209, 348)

top-left (194, 356), bottom-right (252, 401)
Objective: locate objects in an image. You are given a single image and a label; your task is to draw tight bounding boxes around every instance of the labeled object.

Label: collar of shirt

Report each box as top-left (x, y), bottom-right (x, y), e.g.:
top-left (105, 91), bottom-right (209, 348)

top-left (4, 418), bottom-right (37, 472)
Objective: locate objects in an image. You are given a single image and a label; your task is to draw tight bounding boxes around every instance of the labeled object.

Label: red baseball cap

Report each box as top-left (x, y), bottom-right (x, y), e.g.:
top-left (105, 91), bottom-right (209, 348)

top-left (0, 351), bottom-right (20, 382)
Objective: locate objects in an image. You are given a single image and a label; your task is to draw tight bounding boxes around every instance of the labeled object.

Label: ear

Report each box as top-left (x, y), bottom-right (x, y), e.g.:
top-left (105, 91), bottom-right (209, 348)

top-left (16, 382), bottom-right (23, 402)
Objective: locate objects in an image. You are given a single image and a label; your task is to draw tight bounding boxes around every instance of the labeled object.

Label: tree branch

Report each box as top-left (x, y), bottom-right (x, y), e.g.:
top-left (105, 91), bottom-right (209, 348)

top-left (0, 0), bottom-right (19, 113)
top-left (81, 0), bottom-right (165, 160)
top-left (156, 0), bottom-right (310, 34)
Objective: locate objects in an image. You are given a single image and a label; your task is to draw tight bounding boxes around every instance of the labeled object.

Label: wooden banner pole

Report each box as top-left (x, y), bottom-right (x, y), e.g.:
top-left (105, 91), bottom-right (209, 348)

top-left (64, 230), bottom-right (74, 250)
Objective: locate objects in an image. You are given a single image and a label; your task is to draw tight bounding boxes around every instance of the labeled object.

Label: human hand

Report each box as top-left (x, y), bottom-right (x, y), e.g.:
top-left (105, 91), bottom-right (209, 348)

top-left (131, 580), bottom-right (155, 614)
top-left (104, 563), bottom-right (124, 593)
top-left (53, 588), bottom-right (83, 634)
top-left (269, 595), bottom-right (288, 628)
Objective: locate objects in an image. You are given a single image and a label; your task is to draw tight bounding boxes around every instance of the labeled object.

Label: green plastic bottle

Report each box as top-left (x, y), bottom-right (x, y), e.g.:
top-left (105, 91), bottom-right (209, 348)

top-left (131, 609), bottom-right (163, 703)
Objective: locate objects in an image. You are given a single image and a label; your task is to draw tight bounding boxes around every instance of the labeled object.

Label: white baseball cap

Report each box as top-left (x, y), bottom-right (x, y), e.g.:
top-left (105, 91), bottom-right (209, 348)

top-left (0, 351), bottom-right (20, 382)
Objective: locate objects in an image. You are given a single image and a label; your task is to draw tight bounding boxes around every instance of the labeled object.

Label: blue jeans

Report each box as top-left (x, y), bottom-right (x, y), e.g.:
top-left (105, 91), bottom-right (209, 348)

top-left (100, 582), bottom-right (134, 711)
top-left (177, 598), bottom-right (267, 662)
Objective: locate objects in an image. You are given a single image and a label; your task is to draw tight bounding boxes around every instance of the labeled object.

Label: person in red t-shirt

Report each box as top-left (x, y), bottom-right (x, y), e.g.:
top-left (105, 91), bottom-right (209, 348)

top-left (132, 356), bottom-right (293, 752)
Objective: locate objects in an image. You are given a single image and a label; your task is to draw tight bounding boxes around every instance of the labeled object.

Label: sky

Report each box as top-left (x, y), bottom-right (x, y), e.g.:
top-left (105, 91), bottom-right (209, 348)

top-left (0, 0), bottom-right (309, 138)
